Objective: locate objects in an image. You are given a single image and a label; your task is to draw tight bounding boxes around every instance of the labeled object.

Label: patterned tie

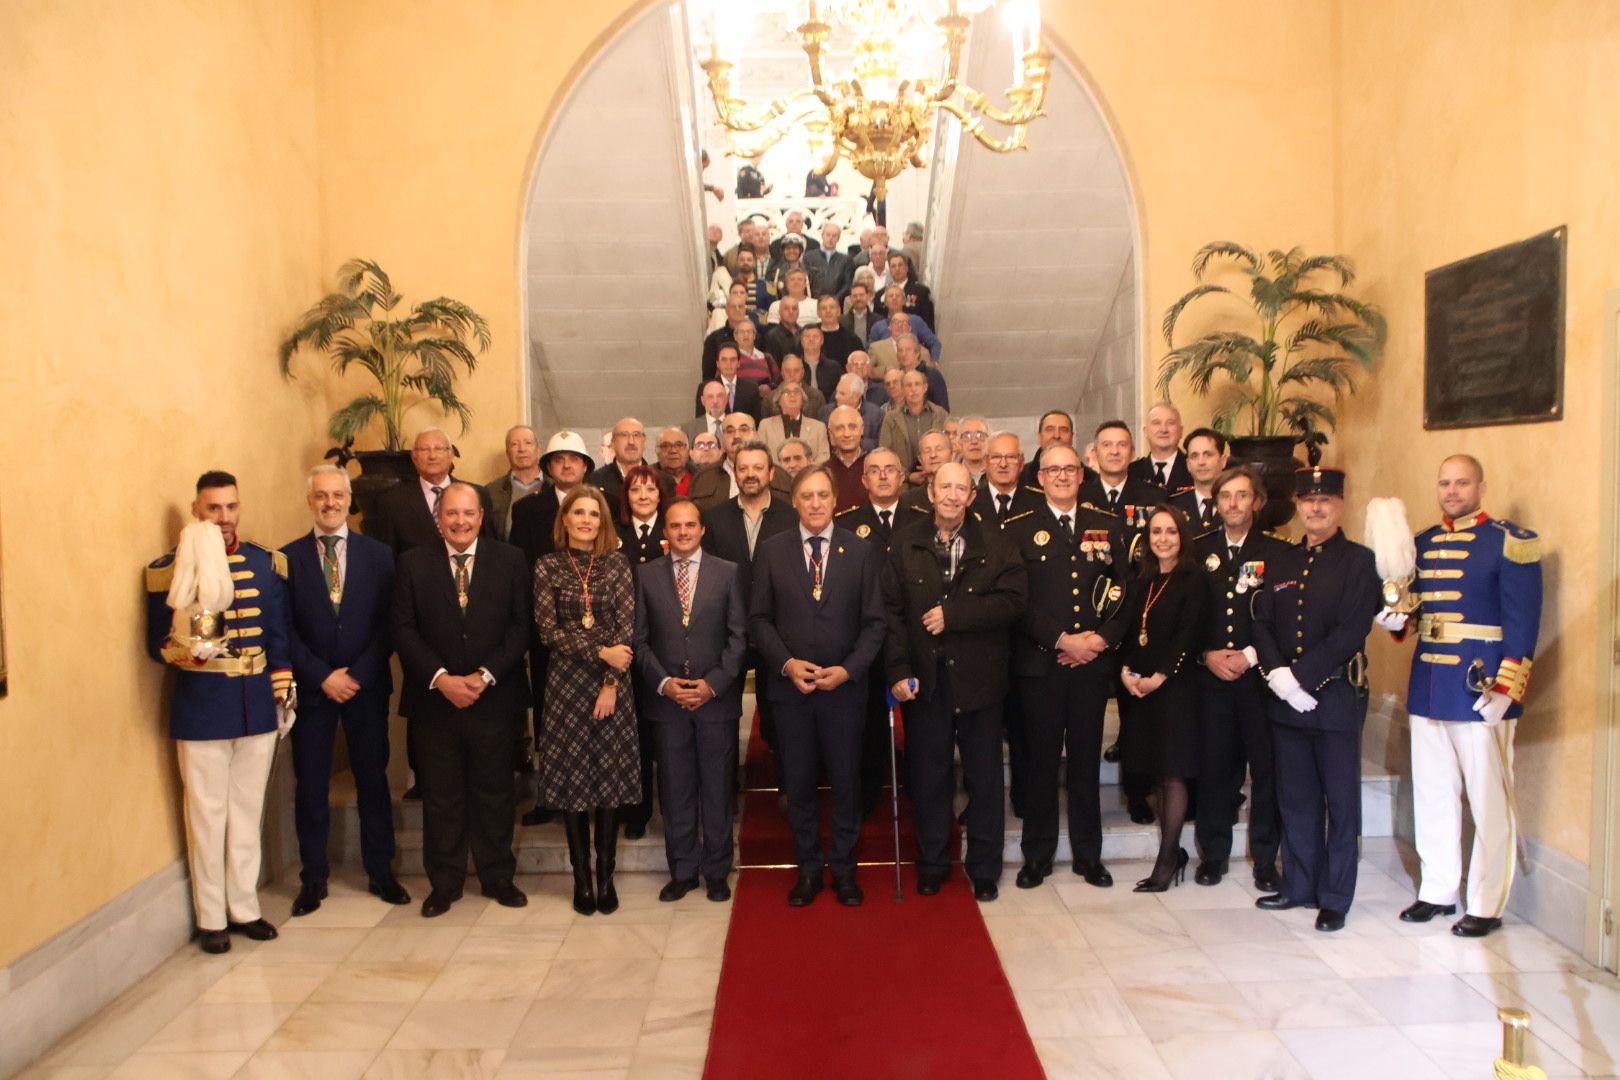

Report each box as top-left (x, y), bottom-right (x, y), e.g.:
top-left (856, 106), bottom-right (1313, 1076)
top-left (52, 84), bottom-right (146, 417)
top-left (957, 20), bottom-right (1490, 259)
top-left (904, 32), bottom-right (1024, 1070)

top-left (320, 534), bottom-right (342, 612)
top-left (452, 552), bottom-right (471, 612)
top-left (431, 484), bottom-right (446, 514)
top-left (676, 557), bottom-right (693, 624)
top-left (996, 493), bottom-right (1011, 521)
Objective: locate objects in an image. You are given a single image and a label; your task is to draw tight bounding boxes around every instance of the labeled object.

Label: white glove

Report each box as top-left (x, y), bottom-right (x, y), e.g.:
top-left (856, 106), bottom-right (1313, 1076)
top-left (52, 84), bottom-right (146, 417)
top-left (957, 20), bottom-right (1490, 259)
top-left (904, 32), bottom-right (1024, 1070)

top-left (276, 702), bottom-right (297, 738)
top-left (1286, 688), bottom-right (1319, 713)
top-left (188, 639), bottom-right (223, 661)
top-left (1473, 690), bottom-right (1512, 725)
top-left (1373, 609), bottom-right (1408, 633)
top-left (1266, 667), bottom-right (1303, 700)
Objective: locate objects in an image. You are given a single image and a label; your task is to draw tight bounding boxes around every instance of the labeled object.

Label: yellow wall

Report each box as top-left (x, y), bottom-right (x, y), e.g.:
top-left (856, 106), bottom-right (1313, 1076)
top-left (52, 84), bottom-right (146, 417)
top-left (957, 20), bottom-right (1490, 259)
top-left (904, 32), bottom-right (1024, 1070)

top-left (1332, 0), bottom-right (1620, 861)
top-left (0, 1), bottom-right (327, 966)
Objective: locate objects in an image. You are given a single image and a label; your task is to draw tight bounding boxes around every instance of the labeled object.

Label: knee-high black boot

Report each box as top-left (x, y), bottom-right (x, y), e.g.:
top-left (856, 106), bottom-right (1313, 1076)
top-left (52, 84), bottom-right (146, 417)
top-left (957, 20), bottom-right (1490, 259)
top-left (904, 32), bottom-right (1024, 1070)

top-left (563, 811), bottom-right (595, 916)
top-left (594, 806), bottom-right (620, 915)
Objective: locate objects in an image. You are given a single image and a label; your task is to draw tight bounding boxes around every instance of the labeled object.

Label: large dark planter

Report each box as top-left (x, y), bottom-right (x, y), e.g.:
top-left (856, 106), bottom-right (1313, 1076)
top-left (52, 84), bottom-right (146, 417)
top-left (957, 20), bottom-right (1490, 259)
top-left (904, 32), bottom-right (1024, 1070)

top-left (349, 449), bottom-right (415, 533)
top-left (1229, 435), bottom-right (1301, 532)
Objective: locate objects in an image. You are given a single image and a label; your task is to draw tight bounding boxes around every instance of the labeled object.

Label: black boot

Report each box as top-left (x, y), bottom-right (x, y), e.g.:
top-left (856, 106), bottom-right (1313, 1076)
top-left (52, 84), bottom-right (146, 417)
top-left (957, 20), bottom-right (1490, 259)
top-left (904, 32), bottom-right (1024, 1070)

top-left (562, 811), bottom-right (595, 916)
top-left (594, 806), bottom-right (620, 915)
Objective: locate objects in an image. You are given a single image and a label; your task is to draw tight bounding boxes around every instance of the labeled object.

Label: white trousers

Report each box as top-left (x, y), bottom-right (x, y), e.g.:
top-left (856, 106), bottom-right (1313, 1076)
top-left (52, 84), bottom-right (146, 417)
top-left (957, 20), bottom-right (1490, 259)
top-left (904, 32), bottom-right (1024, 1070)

top-left (176, 732), bottom-right (276, 930)
top-left (1410, 713), bottom-right (1517, 918)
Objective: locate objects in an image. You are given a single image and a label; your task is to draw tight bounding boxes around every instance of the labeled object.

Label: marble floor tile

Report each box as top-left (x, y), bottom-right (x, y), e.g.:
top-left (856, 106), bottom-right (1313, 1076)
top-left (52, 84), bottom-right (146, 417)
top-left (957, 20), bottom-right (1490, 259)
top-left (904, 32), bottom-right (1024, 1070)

top-left (348, 928), bottom-right (471, 966)
top-left (1034, 1034), bottom-right (1172, 1079)
top-left (1398, 1020), bottom-right (1583, 1078)
top-left (1483, 924), bottom-right (1593, 974)
top-left (624, 1043), bottom-right (706, 1079)
top-left (1410, 930), bottom-right (1521, 975)
top-left (493, 1064), bottom-right (628, 1080)
top-left (386, 999), bottom-right (530, 1051)
top-left (1306, 935), bottom-right (1456, 979)
top-left (1119, 981), bottom-right (1264, 1038)
top-left (14, 1065), bottom-right (112, 1080)
top-left (997, 944), bottom-right (1107, 990)
top-left (981, 913), bottom-right (1092, 952)
top-left (105, 1051), bottom-right (249, 1079)
top-left (1346, 973), bottom-right (1499, 1025)
top-left (1465, 968), bottom-right (1620, 1060)
top-left (555, 922), bottom-right (668, 962)
top-left (635, 994), bottom-right (713, 1052)
top-left (1275, 1025), bottom-right (1448, 1080)
top-left (1011, 985), bottom-right (1144, 1039)
top-left (987, 881), bottom-right (1072, 915)
top-left (308, 961), bottom-right (442, 1004)
top-left (284, 896), bottom-right (399, 930)
top-left (1202, 939), bottom-right (1337, 983)
top-left (1152, 1030), bottom-right (1308, 1080)
top-left (421, 959), bottom-right (549, 1002)
top-left (139, 1001), bottom-right (297, 1054)
top-left (650, 958), bottom-right (722, 1002)
top-left (1155, 877), bottom-right (1265, 911)
top-left (532, 959), bottom-right (661, 1002)
top-left (509, 997), bottom-right (650, 1055)
top-left (261, 1000), bottom-right (414, 1052)
top-left (659, 913), bottom-right (730, 959)
top-left (363, 1049), bottom-right (506, 1078)
top-left (452, 926), bottom-right (569, 963)
top-left (232, 1049), bottom-right (379, 1079)
top-left (196, 961), bottom-right (336, 1004)
top-left (376, 898), bottom-right (490, 928)
top-left (1074, 909), bottom-right (1193, 952)
top-left (254, 927), bottom-right (370, 964)
top-left (1171, 908), bottom-right (1298, 947)
top-left (1232, 978), bottom-right (1389, 1029)
top-left (1094, 945), bottom-right (1228, 989)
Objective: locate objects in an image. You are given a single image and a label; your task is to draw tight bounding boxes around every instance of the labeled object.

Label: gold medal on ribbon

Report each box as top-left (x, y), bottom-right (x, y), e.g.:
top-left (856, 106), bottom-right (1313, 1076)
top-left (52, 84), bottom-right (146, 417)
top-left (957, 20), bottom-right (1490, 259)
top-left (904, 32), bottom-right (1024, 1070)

top-left (329, 587), bottom-right (342, 603)
top-left (458, 593), bottom-right (468, 609)
top-left (1139, 630), bottom-right (1149, 646)
top-left (581, 610), bottom-right (595, 629)
top-left (813, 586), bottom-right (822, 601)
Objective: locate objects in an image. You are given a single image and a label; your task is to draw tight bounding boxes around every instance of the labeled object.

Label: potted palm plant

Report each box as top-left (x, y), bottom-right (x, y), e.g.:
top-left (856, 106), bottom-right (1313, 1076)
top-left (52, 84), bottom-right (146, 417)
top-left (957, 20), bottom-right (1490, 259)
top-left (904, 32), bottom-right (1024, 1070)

top-left (1158, 243), bottom-right (1386, 526)
top-left (280, 259), bottom-right (490, 519)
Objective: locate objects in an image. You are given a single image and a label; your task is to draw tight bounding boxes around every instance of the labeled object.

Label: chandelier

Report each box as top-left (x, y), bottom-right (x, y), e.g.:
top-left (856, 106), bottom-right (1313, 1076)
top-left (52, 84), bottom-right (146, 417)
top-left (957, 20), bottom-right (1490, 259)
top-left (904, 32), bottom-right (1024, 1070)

top-left (699, 0), bottom-right (1051, 199)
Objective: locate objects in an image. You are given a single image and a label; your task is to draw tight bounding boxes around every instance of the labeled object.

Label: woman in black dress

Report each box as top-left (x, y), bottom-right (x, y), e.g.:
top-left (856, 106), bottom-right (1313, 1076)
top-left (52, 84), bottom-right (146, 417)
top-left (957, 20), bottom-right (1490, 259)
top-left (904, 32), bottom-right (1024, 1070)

top-left (615, 465), bottom-right (668, 839)
top-left (1119, 506), bottom-right (1209, 892)
top-left (533, 485), bottom-right (639, 915)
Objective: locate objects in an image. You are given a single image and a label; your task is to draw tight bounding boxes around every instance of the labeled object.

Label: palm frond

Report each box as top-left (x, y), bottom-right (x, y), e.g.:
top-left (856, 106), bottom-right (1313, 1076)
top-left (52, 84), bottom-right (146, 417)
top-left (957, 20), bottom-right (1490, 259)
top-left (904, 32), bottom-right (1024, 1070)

top-left (1277, 395), bottom-right (1337, 435)
top-left (408, 336), bottom-right (480, 375)
top-left (1157, 331), bottom-right (1266, 396)
top-left (1287, 320), bottom-right (1379, 367)
top-left (1277, 356), bottom-right (1358, 398)
top-left (337, 259), bottom-right (401, 312)
top-left (1161, 283), bottom-right (1234, 345)
top-left (1267, 246), bottom-right (1305, 275)
top-left (332, 338), bottom-right (388, 382)
top-left (411, 298), bottom-right (492, 353)
top-left (1294, 253), bottom-right (1356, 287)
top-left (404, 382), bottom-right (473, 434)
top-left (1191, 241), bottom-right (1260, 279)
top-left (1250, 274), bottom-right (1291, 318)
top-left (328, 394), bottom-right (387, 444)
top-left (279, 294), bottom-right (368, 374)
top-left (1210, 398), bottom-right (1245, 436)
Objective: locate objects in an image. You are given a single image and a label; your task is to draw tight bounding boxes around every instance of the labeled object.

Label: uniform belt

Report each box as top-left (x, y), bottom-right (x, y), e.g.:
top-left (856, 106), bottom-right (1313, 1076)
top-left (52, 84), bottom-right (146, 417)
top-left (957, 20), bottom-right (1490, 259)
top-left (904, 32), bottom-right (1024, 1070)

top-left (162, 641), bottom-right (267, 676)
top-left (1416, 617), bottom-right (1503, 644)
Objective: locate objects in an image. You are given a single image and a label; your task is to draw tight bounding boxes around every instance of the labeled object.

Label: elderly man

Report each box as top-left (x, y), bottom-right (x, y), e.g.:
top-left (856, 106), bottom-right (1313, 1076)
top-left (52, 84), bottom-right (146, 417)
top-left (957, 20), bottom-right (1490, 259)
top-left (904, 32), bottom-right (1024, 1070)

top-left (973, 432), bottom-right (1041, 526)
top-left (893, 331), bottom-right (949, 409)
top-left (146, 470), bottom-right (294, 952)
top-left (885, 463), bottom-right (1026, 901)
top-left (590, 417), bottom-right (666, 504)
top-left (886, 251), bottom-right (936, 330)
top-left (656, 426), bottom-right (694, 497)
top-left (1130, 403), bottom-right (1194, 490)
top-left (776, 438), bottom-right (813, 479)
top-left (760, 383), bottom-right (830, 464)
top-left (799, 325), bottom-right (845, 402)
top-left (708, 344), bottom-right (764, 422)
top-left (879, 369), bottom-right (949, 481)
top-left (687, 381), bottom-right (731, 444)
top-left (823, 372), bottom-right (883, 453)
top-left (691, 413), bottom-right (758, 510)
top-left (1019, 410), bottom-right (1077, 489)
top-left (871, 297), bottom-right (943, 362)
top-left (846, 351), bottom-right (884, 410)
top-left (900, 430), bottom-right (954, 511)
top-left (840, 280), bottom-right (879, 346)
top-left (702, 288), bottom-right (761, 376)
top-left (690, 431), bottom-right (723, 469)
top-left (806, 222), bottom-right (855, 301)
top-left (488, 425), bottom-right (545, 541)
top-left (762, 298), bottom-right (802, 361)
top-left (957, 416), bottom-right (991, 489)
top-left (823, 405), bottom-right (869, 512)
top-left (1169, 428), bottom-right (1228, 530)
top-left (732, 320), bottom-right (777, 385)
top-left (368, 428), bottom-right (494, 556)
top-left (764, 354), bottom-right (827, 419)
top-left (812, 293), bottom-right (861, 366)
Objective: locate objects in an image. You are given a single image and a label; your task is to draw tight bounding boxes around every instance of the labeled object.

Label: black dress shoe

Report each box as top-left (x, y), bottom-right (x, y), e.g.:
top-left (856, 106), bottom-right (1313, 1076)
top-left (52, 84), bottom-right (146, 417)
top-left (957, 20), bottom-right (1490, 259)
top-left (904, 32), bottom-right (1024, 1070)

top-left (623, 820), bottom-right (648, 841)
top-left (1015, 860), bottom-right (1052, 889)
top-left (402, 784), bottom-right (422, 801)
top-left (916, 874), bottom-right (945, 896)
top-left (787, 871), bottom-right (823, 907)
top-left (482, 881), bottom-right (528, 908)
top-left (705, 878), bottom-right (732, 902)
top-left (291, 882), bottom-right (327, 917)
top-left (1073, 861), bottom-right (1114, 888)
top-left (520, 805), bottom-right (554, 826)
top-left (1128, 800), bottom-right (1155, 825)
top-left (833, 874), bottom-right (864, 907)
top-left (368, 876), bottom-right (411, 906)
top-left (972, 879), bottom-right (999, 902)
top-left (1452, 915), bottom-right (1503, 938)
top-left (1256, 893), bottom-right (1307, 911)
top-left (1103, 742), bottom-right (1121, 763)
top-left (1315, 908), bottom-right (1347, 932)
top-left (1195, 862), bottom-right (1225, 887)
top-left (421, 890), bottom-right (460, 918)
top-left (1254, 867), bottom-right (1283, 892)
top-left (227, 918), bottom-right (278, 941)
top-left (1399, 900), bottom-right (1457, 923)
top-left (659, 878), bottom-right (700, 902)
top-left (197, 929), bottom-right (231, 954)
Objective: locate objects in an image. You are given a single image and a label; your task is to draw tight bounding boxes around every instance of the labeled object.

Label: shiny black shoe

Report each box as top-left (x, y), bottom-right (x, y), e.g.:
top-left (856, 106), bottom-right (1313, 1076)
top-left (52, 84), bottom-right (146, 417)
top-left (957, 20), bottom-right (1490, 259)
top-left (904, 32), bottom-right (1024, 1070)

top-left (1452, 915), bottom-right (1503, 938)
top-left (421, 889), bottom-right (460, 918)
top-left (368, 876), bottom-right (411, 906)
top-left (227, 918), bottom-right (278, 941)
top-left (1399, 900), bottom-right (1457, 923)
top-left (916, 872), bottom-right (946, 896)
top-left (972, 878), bottom-right (999, 902)
top-left (483, 881), bottom-right (528, 908)
top-left (1015, 860), bottom-right (1052, 890)
top-left (705, 878), bottom-right (732, 902)
top-left (787, 871), bottom-right (823, 907)
top-left (1103, 742), bottom-right (1121, 763)
top-left (1315, 908), bottom-right (1347, 932)
top-left (833, 874), bottom-right (864, 907)
top-left (1255, 893), bottom-right (1307, 911)
top-left (197, 929), bottom-right (231, 954)
top-left (1073, 861), bottom-right (1114, 888)
top-left (520, 804), bottom-right (555, 826)
top-left (659, 877), bottom-right (700, 903)
top-left (291, 882), bottom-right (327, 917)
top-left (1128, 800), bottom-right (1155, 825)
top-left (1194, 861), bottom-right (1226, 887)
top-left (1134, 849), bottom-right (1189, 893)
top-left (1254, 866), bottom-right (1283, 893)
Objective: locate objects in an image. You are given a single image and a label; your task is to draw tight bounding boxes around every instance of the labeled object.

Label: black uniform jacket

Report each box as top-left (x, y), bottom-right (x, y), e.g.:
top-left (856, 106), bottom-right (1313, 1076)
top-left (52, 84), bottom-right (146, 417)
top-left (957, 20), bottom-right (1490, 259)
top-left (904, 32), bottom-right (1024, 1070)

top-left (1008, 503), bottom-right (1131, 678)
top-left (1195, 528), bottom-right (1295, 653)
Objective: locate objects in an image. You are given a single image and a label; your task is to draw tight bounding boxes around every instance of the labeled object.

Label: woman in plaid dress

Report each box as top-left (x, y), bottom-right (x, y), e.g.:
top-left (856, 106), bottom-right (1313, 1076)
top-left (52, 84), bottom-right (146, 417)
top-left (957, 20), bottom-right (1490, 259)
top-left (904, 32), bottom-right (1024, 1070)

top-left (534, 485), bottom-right (640, 915)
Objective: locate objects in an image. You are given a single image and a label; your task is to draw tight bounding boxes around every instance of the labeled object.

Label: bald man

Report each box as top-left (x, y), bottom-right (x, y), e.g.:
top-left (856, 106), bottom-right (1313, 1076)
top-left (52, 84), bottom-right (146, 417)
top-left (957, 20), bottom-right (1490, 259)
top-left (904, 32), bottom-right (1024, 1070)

top-left (1129, 403), bottom-right (1194, 490)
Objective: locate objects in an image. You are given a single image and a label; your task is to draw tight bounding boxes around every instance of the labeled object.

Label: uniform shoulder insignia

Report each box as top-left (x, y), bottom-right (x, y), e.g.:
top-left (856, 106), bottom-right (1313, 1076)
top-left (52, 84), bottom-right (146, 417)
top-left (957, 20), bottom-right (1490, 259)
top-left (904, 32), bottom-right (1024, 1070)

top-left (909, 503), bottom-right (929, 513)
top-left (1266, 529), bottom-right (1293, 542)
top-left (1172, 485), bottom-right (1194, 496)
top-left (971, 511), bottom-right (983, 522)
top-left (1081, 501), bottom-right (1119, 519)
top-left (144, 550), bottom-right (176, 592)
top-left (1004, 509), bottom-right (1035, 524)
top-left (1193, 526), bottom-right (1221, 542)
top-left (835, 506), bottom-right (859, 517)
top-left (270, 549), bottom-right (289, 579)
top-left (1022, 486), bottom-right (1044, 496)
top-left (1492, 519), bottom-right (1542, 564)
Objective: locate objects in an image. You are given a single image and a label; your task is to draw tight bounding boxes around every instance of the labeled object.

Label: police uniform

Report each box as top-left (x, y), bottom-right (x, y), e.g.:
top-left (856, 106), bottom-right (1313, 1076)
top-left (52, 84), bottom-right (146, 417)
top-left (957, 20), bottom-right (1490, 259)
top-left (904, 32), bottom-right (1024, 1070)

top-left (1129, 451), bottom-right (1194, 491)
top-left (145, 539), bottom-right (293, 933)
top-left (1193, 526), bottom-right (1293, 885)
top-left (972, 483), bottom-right (1043, 527)
top-left (971, 488), bottom-right (1043, 813)
top-left (1396, 510), bottom-right (1542, 928)
top-left (1010, 502), bottom-right (1131, 883)
top-left (1252, 468), bottom-right (1381, 921)
top-left (1170, 486), bottom-right (1219, 532)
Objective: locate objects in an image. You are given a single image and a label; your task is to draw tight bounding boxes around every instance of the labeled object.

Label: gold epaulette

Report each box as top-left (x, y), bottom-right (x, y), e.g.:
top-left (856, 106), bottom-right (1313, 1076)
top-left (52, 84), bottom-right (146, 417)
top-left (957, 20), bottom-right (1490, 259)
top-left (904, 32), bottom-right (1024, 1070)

top-left (1266, 529), bottom-right (1294, 542)
top-left (1193, 526), bottom-right (1221, 542)
top-left (1492, 520), bottom-right (1542, 564)
top-left (1080, 501), bottom-right (1119, 519)
top-left (835, 506), bottom-right (859, 517)
top-left (909, 503), bottom-right (929, 513)
top-left (145, 552), bottom-right (176, 593)
top-left (1023, 486), bottom-right (1044, 496)
top-left (1004, 509), bottom-right (1035, 525)
top-left (240, 540), bottom-right (289, 579)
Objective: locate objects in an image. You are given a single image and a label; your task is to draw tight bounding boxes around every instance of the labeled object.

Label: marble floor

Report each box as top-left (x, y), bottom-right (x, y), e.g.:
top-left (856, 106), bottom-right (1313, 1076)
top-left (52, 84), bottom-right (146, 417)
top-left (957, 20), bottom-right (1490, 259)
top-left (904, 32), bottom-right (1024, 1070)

top-left (17, 835), bottom-right (1620, 1079)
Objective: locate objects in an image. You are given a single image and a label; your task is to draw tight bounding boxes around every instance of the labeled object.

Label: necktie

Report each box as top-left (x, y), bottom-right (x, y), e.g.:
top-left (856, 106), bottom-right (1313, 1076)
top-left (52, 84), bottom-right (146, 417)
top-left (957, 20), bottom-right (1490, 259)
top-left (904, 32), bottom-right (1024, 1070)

top-left (879, 509), bottom-right (892, 531)
top-left (726, 381), bottom-right (736, 411)
top-left (1058, 514), bottom-right (1073, 544)
top-left (640, 523), bottom-right (651, 543)
top-left (452, 552), bottom-right (471, 612)
top-left (1228, 544), bottom-right (1240, 563)
top-left (997, 493), bottom-right (1011, 521)
top-left (1107, 489), bottom-right (1121, 511)
top-left (807, 535), bottom-right (825, 595)
top-left (1154, 462), bottom-right (1167, 485)
top-left (431, 484), bottom-right (445, 513)
top-left (320, 534), bottom-right (342, 611)
top-left (676, 558), bottom-right (693, 626)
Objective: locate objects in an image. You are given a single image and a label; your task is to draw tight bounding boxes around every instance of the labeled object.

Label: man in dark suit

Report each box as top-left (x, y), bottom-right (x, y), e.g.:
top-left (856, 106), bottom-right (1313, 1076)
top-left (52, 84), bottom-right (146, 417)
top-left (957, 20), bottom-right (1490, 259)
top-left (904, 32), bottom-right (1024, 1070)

top-left (798, 326), bottom-right (845, 403)
top-left (392, 483), bottom-right (532, 917)
top-left (703, 346), bottom-right (764, 424)
top-left (884, 464), bottom-right (1027, 902)
top-left (1019, 411), bottom-right (1078, 490)
top-left (1169, 428), bottom-right (1228, 532)
top-left (282, 466), bottom-right (409, 917)
top-left (840, 281), bottom-right (880, 346)
top-left (633, 500), bottom-right (749, 903)
top-left (805, 222), bottom-right (855, 300)
top-left (1129, 403), bottom-right (1195, 491)
top-left (749, 466), bottom-right (887, 907)
top-left (974, 431), bottom-right (1043, 527)
top-left (886, 252), bottom-right (936, 331)
top-left (590, 417), bottom-right (673, 505)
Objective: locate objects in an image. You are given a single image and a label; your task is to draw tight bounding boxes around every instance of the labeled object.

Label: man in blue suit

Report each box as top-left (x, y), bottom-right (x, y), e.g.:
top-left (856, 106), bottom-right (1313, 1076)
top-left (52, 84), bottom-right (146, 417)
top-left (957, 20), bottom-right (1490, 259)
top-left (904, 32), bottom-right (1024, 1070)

top-left (281, 465), bottom-right (409, 916)
top-left (633, 500), bottom-right (749, 903)
top-left (749, 466), bottom-right (887, 907)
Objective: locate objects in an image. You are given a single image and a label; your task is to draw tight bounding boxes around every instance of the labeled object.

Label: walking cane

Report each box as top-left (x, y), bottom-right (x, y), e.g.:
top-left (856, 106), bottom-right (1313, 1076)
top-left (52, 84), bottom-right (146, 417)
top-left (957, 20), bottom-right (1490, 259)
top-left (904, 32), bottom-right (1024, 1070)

top-left (885, 679), bottom-right (916, 903)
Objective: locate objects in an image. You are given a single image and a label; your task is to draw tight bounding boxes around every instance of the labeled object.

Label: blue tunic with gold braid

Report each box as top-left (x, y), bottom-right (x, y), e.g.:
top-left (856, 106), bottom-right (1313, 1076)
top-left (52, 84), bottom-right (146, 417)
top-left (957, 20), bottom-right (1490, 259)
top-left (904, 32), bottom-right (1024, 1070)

top-left (1402, 511), bottom-right (1542, 722)
top-left (144, 540), bottom-right (294, 740)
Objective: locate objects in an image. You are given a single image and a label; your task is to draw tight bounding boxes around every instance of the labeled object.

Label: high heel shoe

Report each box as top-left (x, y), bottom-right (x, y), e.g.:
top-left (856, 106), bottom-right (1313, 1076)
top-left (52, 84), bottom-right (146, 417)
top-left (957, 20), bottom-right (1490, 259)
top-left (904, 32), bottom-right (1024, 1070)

top-left (1133, 848), bottom-right (1189, 893)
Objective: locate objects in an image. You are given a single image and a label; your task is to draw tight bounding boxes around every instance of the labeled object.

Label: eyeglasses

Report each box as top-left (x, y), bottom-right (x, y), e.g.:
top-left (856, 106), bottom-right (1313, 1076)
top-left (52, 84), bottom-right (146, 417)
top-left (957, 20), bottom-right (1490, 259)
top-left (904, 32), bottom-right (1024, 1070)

top-left (1040, 465), bottom-right (1082, 477)
top-left (957, 432), bottom-right (988, 442)
top-left (655, 441), bottom-right (687, 451)
top-left (987, 454), bottom-right (1020, 464)
top-left (864, 465), bottom-right (901, 477)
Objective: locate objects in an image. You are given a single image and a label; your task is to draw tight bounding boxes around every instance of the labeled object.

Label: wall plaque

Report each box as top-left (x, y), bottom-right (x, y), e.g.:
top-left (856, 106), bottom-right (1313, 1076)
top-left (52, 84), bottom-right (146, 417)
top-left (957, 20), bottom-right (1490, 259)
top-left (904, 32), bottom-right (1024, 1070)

top-left (1424, 226), bottom-right (1565, 429)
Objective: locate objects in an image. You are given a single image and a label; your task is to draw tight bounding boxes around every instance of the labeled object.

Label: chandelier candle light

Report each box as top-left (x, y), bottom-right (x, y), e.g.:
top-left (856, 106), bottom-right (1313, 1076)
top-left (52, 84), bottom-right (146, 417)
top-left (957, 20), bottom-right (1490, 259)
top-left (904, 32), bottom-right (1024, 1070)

top-left (700, 0), bottom-right (1052, 199)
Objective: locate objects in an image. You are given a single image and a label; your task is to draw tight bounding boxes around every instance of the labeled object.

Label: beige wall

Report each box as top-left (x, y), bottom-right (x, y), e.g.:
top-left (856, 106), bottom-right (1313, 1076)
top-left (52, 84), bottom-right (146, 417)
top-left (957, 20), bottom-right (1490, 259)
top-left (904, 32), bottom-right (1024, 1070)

top-left (0, 1), bottom-right (326, 966)
top-left (1332, 1), bottom-right (1620, 861)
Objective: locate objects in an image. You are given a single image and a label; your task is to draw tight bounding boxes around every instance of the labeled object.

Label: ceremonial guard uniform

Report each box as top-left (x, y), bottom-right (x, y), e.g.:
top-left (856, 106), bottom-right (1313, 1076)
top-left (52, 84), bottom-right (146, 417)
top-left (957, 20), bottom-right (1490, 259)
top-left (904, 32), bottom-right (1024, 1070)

top-left (1253, 469), bottom-right (1380, 923)
top-left (1193, 527), bottom-right (1293, 886)
top-left (1395, 510), bottom-right (1542, 932)
top-left (146, 535), bottom-right (293, 947)
top-left (1010, 503), bottom-right (1131, 884)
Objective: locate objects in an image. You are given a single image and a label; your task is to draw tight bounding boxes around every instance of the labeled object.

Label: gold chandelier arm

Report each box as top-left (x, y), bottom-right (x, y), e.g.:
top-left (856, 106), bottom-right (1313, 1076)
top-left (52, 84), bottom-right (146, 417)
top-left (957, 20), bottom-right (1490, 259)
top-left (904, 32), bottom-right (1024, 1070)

top-left (937, 98), bottom-right (1031, 154)
top-left (951, 82), bottom-right (1047, 128)
top-left (708, 85), bottom-right (825, 137)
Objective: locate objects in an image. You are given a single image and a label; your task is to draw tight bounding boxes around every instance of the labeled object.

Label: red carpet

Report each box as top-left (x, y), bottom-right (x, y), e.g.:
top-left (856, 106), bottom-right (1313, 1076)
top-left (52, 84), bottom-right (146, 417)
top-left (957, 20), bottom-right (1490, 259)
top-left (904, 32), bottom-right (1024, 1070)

top-left (703, 710), bottom-right (1044, 1079)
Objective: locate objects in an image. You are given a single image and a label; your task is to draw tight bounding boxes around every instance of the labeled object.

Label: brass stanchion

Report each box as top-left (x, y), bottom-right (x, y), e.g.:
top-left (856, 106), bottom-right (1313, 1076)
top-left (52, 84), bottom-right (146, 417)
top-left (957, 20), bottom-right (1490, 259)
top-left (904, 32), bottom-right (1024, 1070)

top-left (1493, 1007), bottom-right (1548, 1080)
